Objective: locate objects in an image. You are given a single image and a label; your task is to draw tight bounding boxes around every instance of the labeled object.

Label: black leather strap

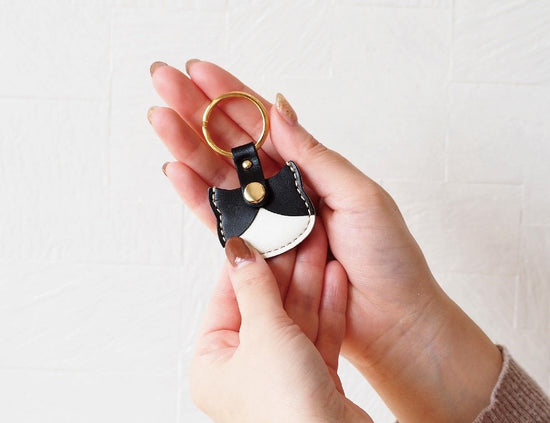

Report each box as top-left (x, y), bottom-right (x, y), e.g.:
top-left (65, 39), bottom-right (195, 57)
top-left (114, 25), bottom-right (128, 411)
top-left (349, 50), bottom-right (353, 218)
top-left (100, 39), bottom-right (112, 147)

top-left (231, 142), bottom-right (268, 207)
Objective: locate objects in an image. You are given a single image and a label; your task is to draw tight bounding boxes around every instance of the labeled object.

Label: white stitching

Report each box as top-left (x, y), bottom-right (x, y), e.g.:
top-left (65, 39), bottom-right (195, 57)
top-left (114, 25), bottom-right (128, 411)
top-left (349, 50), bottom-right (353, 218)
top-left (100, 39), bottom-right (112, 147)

top-left (212, 163), bottom-right (313, 255)
top-left (211, 187), bottom-right (226, 243)
top-left (261, 163), bottom-right (313, 255)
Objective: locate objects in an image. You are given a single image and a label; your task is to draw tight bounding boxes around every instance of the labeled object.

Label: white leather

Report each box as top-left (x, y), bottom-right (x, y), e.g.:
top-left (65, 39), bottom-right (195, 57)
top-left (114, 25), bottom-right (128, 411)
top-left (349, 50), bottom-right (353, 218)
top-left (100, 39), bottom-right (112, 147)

top-left (239, 208), bottom-right (316, 258)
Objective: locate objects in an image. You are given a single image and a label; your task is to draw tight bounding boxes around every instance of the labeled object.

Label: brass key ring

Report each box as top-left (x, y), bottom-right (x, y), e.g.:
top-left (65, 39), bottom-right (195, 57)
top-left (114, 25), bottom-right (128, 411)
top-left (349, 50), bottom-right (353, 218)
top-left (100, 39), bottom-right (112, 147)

top-left (202, 91), bottom-right (269, 157)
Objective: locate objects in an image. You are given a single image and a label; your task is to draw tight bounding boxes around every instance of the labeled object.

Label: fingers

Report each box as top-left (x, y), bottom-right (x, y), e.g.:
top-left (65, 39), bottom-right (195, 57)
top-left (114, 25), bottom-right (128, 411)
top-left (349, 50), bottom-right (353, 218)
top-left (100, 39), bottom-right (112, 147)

top-left (152, 60), bottom-right (378, 214)
top-left (270, 99), bottom-right (379, 210)
top-left (264, 249), bottom-right (297, 302)
top-left (152, 63), bottom-right (220, 137)
top-left (151, 63), bottom-right (282, 178)
top-left (150, 106), bottom-right (238, 188)
top-left (343, 399), bottom-right (375, 423)
top-left (193, 266), bottom-right (242, 361)
top-left (315, 260), bottom-right (348, 373)
top-left (186, 60), bottom-right (284, 164)
top-left (198, 265), bottom-right (240, 337)
top-left (224, 238), bottom-right (284, 328)
top-left (284, 221), bottom-right (328, 342)
top-left (163, 161), bottom-right (217, 231)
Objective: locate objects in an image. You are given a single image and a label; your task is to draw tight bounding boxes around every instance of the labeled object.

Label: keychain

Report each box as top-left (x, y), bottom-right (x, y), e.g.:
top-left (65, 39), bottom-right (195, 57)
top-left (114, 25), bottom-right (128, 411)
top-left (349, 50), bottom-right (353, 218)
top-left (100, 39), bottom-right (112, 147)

top-left (202, 91), bottom-right (316, 258)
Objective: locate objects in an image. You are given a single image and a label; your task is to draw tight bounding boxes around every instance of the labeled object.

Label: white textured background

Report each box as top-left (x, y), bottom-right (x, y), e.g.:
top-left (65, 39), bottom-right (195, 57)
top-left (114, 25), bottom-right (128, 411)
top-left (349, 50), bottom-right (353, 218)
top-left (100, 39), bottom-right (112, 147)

top-left (0, 1), bottom-right (549, 422)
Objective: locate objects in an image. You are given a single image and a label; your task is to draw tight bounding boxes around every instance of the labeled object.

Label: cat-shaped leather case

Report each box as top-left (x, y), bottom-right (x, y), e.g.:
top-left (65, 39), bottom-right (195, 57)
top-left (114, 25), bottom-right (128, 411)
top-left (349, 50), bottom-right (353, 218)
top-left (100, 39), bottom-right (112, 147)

top-left (203, 91), bottom-right (316, 258)
top-left (209, 142), bottom-right (315, 258)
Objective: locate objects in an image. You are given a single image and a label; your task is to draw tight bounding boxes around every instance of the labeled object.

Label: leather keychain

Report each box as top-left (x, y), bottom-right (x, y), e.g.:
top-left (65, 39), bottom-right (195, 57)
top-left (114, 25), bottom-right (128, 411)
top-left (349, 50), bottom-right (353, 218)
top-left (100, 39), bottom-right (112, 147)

top-left (202, 91), bottom-right (316, 258)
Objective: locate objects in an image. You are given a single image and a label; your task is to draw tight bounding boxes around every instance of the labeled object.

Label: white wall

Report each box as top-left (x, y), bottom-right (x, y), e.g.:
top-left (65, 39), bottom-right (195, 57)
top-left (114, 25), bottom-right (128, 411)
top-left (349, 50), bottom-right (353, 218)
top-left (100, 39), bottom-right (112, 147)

top-left (0, 1), bottom-right (549, 422)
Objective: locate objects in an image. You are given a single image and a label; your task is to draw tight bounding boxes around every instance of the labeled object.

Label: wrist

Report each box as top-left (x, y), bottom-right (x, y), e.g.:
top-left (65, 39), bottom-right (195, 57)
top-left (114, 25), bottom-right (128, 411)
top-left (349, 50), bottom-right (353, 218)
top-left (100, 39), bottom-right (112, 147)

top-left (349, 287), bottom-right (502, 422)
top-left (423, 295), bottom-right (502, 422)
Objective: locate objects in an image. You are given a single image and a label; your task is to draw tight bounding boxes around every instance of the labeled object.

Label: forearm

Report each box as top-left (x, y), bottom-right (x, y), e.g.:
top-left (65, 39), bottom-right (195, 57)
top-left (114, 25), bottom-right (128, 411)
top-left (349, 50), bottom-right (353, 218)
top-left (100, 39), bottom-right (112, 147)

top-left (349, 289), bottom-right (502, 423)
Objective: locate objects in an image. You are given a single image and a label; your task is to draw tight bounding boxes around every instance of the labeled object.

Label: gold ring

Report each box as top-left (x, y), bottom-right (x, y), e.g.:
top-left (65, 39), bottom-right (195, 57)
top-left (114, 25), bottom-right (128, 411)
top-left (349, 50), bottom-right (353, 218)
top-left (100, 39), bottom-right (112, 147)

top-left (202, 91), bottom-right (269, 157)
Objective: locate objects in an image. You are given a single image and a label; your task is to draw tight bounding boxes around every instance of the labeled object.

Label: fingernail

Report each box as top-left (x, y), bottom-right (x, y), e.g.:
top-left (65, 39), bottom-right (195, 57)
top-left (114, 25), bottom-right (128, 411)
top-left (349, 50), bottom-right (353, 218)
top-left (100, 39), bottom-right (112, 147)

top-left (185, 58), bottom-right (200, 75)
top-left (147, 106), bottom-right (156, 124)
top-left (275, 93), bottom-right (298, 125)
top-left (162, 162), bottom-right (169, 177)
top-left (225, 237), bottom-right (255, 267)
top-left (150, 61), bottom-right (167, 76)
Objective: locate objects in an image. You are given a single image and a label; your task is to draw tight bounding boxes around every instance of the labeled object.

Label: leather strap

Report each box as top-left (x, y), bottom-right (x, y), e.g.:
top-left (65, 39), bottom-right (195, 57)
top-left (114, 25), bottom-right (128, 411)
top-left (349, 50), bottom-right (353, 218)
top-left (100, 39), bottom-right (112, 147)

top-left (231, 142), bottom-right (268, 207)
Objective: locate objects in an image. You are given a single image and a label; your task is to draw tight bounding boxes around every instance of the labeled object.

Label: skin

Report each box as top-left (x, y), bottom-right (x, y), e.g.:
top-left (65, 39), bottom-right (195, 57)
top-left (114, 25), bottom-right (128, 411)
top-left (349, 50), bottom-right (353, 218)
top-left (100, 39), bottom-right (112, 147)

top-left (191, 236), bottom-right (372, 423)
top-left (149, 60), bottom-right (503, 422)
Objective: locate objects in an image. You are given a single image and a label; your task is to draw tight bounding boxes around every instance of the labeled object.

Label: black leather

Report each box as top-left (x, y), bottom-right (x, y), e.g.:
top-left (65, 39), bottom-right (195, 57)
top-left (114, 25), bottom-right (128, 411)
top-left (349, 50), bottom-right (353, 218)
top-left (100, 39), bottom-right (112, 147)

top-left (231, 143), bottom-right (267, 208)
top-left (265, 162), bottom-right (312, 216)
top-left (208, 161), bottom-right (315, 247)
top-left (208, 185), bottom-right (258, 247)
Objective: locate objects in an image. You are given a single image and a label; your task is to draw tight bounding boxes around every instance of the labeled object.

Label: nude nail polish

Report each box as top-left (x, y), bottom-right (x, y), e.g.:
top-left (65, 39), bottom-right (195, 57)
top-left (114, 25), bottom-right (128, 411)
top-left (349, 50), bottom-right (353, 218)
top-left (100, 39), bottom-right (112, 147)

top-left (162, 162), bottom-right (169, 177)
top-left (147, 106), bottom-right (156, 124)
top-left (225, 237), bottom-right (254, 267)
top-left (185, 58), bottom-right (201, 75)
top-left (150, 61), bottom-right (167, 76)
top-left (275, 93), bottom-right (298, 125)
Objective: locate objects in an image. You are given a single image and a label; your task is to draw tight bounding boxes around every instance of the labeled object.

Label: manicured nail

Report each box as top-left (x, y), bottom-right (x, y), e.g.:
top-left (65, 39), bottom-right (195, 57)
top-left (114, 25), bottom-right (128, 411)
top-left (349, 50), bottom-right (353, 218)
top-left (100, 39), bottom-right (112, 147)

top-left (162, 162), bottom-right (169, 177)
top-left (275, 93), bottom-right (298, 125)
top-left (147, 106), bottom-right (156, 124)
top-left (225, 237), bottom-right (255, 267)
top-left (150, 61), bottom-right (167, 76)
top-left (185, 58), bottom-right (200, 75)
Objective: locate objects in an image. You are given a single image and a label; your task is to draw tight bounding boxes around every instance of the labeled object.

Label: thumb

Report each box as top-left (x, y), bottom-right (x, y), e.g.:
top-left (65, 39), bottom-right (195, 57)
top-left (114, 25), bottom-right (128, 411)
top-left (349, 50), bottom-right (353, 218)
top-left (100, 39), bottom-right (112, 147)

top-left (225, 237), bottom-right (284, 326)
top-left (271, 93), bottom-right (377, 209)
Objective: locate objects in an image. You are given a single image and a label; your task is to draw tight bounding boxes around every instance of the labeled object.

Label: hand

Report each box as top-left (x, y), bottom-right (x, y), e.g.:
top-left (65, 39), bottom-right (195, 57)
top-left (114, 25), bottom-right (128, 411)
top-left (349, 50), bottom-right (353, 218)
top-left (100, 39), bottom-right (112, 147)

top-left (150, 60), bottom-right (502, 422)
top-left (190, 237), bottom-right (372, 423)
top-left (148, 62), bottom-right (333, 348)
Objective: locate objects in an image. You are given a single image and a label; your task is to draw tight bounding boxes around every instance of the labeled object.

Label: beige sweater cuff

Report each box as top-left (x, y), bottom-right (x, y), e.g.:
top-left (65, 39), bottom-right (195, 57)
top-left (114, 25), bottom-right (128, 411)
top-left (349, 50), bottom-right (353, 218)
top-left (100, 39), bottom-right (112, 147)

top-left (472, 345), bottom-right (550, 422)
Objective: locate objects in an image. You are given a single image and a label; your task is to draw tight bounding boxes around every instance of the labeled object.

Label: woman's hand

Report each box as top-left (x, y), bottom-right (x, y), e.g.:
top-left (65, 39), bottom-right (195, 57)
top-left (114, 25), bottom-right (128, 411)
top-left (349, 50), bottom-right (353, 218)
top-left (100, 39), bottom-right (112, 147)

top-left (150, 60), bottom-right (502, 422)
top-left (190, 237), bottom-right (372, 423)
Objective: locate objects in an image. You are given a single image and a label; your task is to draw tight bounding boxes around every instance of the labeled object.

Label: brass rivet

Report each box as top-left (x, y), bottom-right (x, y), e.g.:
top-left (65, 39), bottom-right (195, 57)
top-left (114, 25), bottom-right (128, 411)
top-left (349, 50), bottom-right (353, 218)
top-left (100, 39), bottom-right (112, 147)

top-left (243, 182), bottom-right (265, 204)
top-left (241, 159), bottom-right (252, 170)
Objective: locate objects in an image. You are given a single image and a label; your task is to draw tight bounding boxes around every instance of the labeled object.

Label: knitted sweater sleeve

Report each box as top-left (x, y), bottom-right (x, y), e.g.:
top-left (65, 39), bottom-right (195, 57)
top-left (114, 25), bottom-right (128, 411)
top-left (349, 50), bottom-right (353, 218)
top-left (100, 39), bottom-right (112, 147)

top-left (394, 346), bottom-right (550, 422)
top-left (472, 346), bottom-right (550, 423)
